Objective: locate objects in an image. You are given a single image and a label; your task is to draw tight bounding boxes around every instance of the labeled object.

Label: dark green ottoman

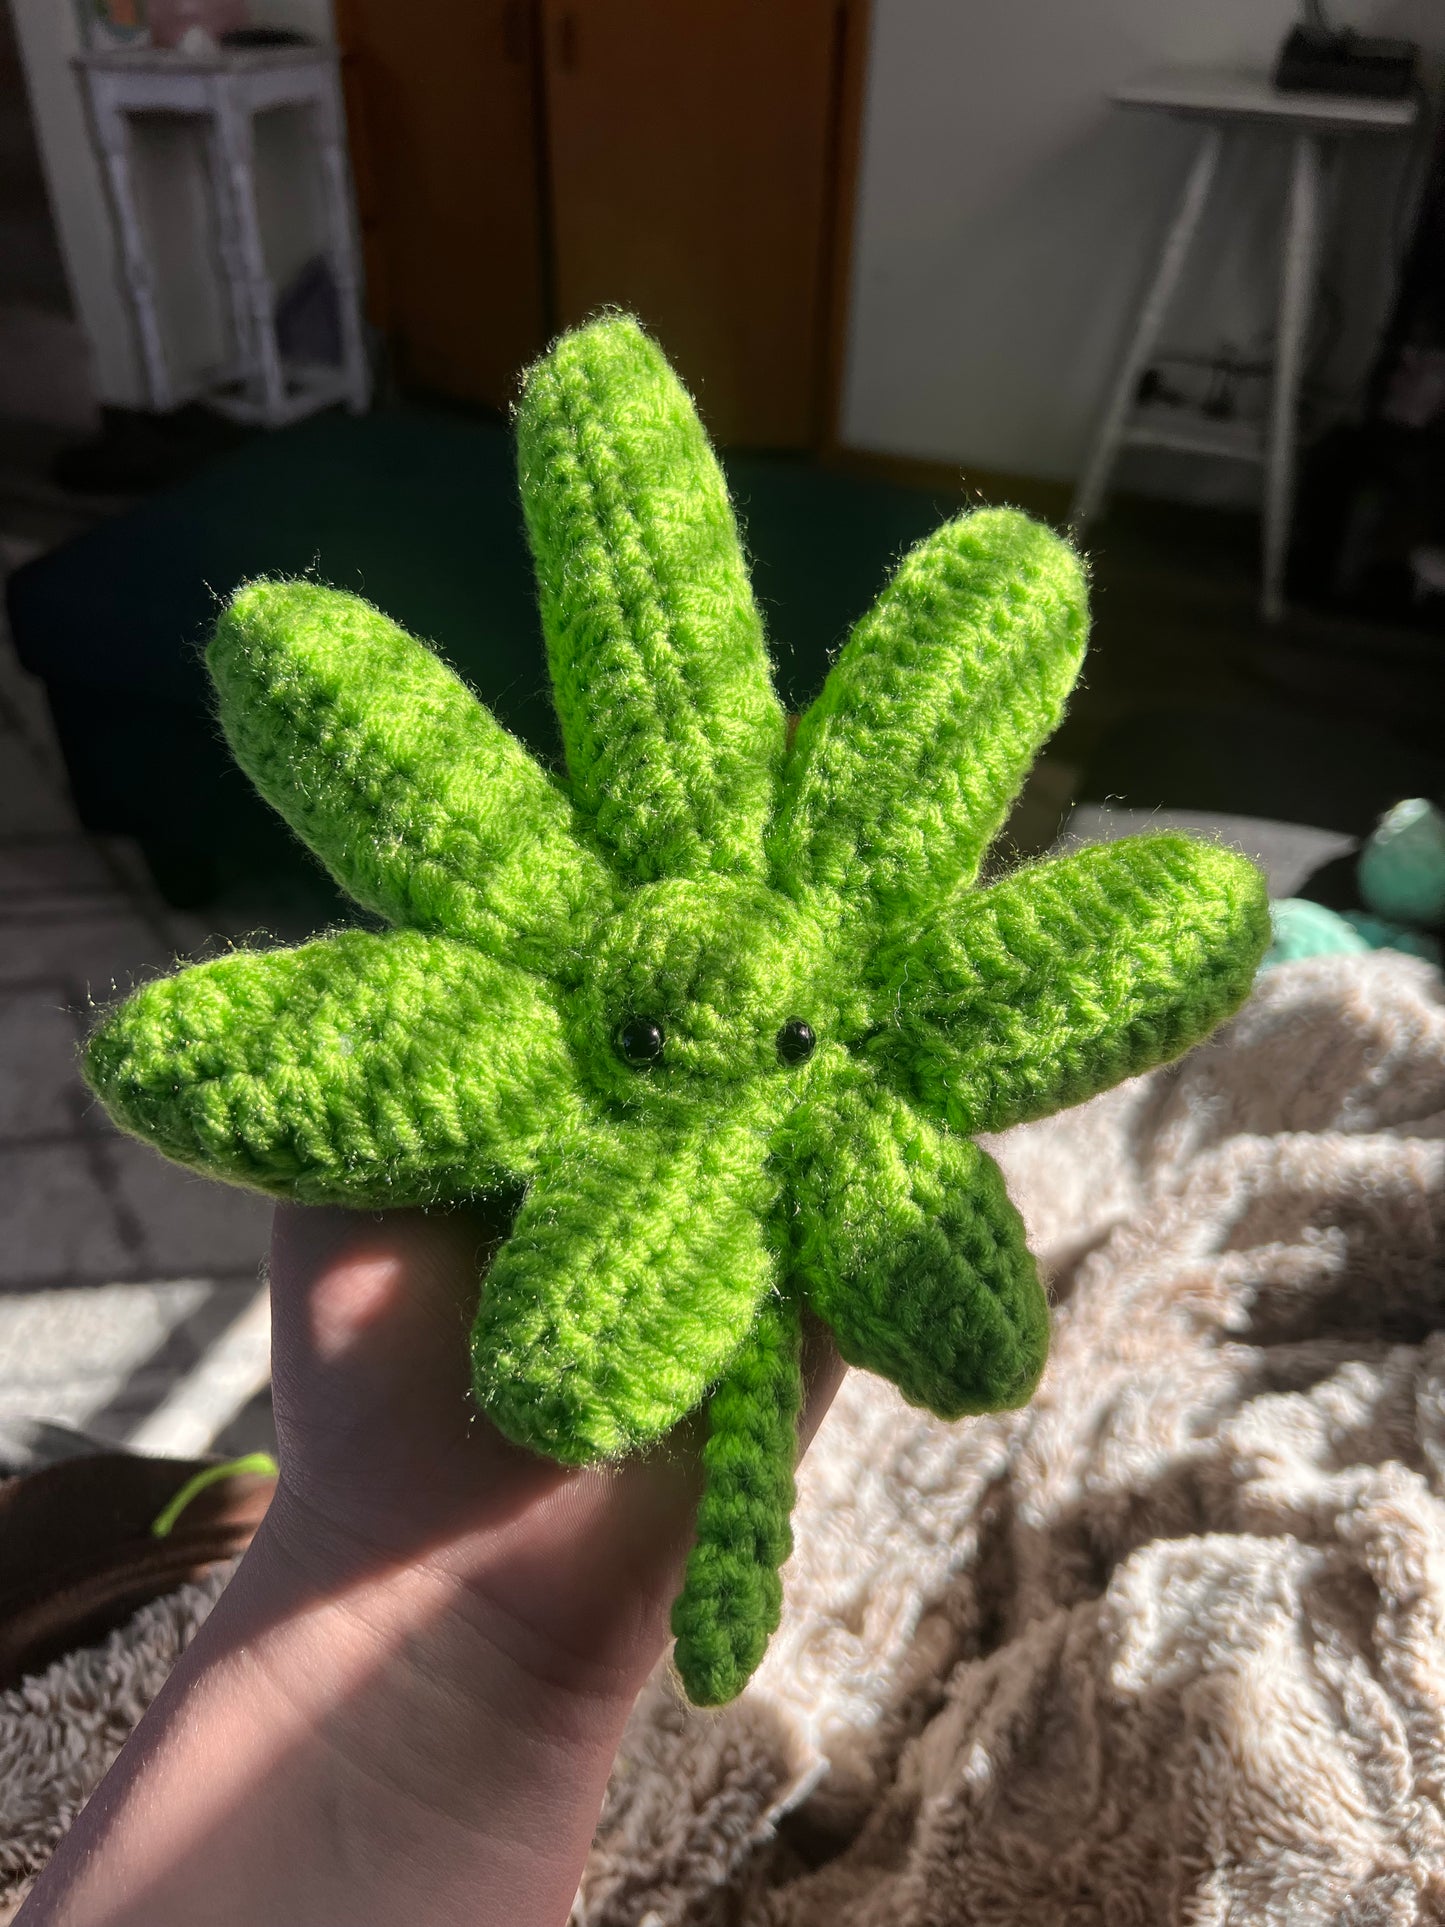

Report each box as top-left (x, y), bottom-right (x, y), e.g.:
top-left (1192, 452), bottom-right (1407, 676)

top-left (9, 408), bottom-right (949, 907)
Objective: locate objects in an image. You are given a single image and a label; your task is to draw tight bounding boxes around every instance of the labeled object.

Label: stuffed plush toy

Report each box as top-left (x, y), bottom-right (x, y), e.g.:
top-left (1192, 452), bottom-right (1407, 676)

top-left (85, 315), bottom-right (1270, 1705)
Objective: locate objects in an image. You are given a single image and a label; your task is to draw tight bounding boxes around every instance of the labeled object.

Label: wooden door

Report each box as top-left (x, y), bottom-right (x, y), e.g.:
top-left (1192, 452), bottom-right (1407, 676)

top-left (540, 0), bottom-right (852, 447)
top-left (335, 0), bottom-right (548, 406)
top-left (335, 0), bottom-right (866, 441)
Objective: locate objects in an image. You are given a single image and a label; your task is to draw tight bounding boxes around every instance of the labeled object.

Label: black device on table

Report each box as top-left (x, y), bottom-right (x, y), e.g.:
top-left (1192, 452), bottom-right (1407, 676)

top-left (1274, 0), bottom-right (1417, 100)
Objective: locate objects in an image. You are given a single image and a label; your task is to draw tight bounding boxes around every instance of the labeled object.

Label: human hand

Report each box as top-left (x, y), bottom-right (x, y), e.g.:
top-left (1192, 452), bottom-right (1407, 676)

top-left (20, 1204), bottom-right (842, 1927)
top-left (266, 1201), bottom-right (845, 1696)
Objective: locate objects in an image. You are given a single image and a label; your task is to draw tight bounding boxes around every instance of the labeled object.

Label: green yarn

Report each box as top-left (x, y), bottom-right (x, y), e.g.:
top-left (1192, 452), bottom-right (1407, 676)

top-left (88, 927), bottom-right (582, 1203)
top-left (886, 834), bottom-right (1272, 1134)
top-left (472, 1105), bottom-right (778, 1465)
top-left (83, 313), bottom-right (1270, 1707)
top-left (770, 506), bottom-right (1089, 928)
top-left (151, 1453), bottom-right (279, 1539)
top-left (785, 1073), bottom-right (1048, 1417)
top-left (671, 1284), bottom-right (802, 1705)
top-left (516, 313), bottom-right (785, 886)
top-left (211, 581), bottom-right (617, 976)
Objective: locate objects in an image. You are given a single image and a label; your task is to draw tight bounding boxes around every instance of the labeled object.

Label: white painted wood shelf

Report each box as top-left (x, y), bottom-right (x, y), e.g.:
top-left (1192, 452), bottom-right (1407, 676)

top-left (1120, 408), bottom-right (1267, 466)
top-left (1070, 65), bottom-right (1419, 621)
top-left (76, 42), bottom-right (370, 427)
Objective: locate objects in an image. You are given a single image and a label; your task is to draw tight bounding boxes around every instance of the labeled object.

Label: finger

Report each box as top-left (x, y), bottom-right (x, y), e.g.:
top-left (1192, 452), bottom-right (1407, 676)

top-left (267, 1203), bottom-right (561, 1544)
top-left (798, 1307), bottom-right (847, 1452)
top-left (266, 1201), bottom-right (846, 1697)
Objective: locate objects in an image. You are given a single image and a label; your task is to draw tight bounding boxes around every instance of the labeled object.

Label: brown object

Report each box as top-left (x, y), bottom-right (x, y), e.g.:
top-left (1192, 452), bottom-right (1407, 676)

top-left (542, 0), bottom-right (847, 447)
top-left (333, 0), bottom-right (868, 445)
top-left (334, 0), bottom-right (549, 408)
top-left (0, 1454), bottom-right (274, 1691)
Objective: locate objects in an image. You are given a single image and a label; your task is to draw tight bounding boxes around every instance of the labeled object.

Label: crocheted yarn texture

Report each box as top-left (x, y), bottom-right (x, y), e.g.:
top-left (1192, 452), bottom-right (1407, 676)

top-left (84, 315), bottom-right (1270, 1705)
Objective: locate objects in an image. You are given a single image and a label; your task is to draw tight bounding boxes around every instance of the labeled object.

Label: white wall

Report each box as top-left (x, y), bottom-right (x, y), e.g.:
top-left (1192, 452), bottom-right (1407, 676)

top-left (841, 0), bottom-right (1444, 486)
top-left (14, 0), bottom-right (1440, 470)
top-left (8, 0), bottom-right (336, 410)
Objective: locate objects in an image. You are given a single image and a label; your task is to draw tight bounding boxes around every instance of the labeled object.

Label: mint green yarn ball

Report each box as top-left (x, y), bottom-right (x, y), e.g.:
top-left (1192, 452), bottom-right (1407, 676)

top-left (1358, 799), bottom-right (1445, 928)
top-left (1341, 910), bottom-right (1443, 967)
top-left (1263, 897), bottom-right (1370, 969)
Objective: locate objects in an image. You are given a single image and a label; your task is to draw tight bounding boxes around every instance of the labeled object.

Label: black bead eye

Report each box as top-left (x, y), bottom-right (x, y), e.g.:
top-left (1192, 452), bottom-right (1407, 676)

top-left (617, 1015), bottom-right (666, 1069)
top-left (776, 1017), bottom-right (816, 1066)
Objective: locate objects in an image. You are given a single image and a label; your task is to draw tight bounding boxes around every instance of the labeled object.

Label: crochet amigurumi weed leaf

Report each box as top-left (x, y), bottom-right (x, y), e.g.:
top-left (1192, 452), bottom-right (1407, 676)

top-left (83, 315), bottom-right (1270, 1706)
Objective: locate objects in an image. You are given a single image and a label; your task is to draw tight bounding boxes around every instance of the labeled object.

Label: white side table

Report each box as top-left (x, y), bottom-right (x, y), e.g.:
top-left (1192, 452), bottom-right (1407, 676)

top-left (1070, 67), bottom-right (1418, 620)
top-left (76, 43), bottom-right (370, 427)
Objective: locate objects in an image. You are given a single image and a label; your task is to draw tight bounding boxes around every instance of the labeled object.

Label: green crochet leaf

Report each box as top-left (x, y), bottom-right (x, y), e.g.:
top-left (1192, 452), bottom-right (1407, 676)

top-left (671, 1284), bottom-right (802, 1706)
top-left (210, 581), bottom-right (613, 973)
top-left (785, 1075), bottom-right (1047, 1417)
top-left (769, 507), bottom-right (1088, 928)
top-left (515, 314), bottom-right (785, 885)
top-left (471, 1107), bottom-right (779, 1464)
top-left (84, 929), bottom-right (581, 1203)
top-left (874, 833), bottom-right (1271, 1135)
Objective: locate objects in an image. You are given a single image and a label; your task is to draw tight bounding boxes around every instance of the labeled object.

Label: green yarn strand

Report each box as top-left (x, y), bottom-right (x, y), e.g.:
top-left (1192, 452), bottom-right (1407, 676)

top-left (770, 507), bottom-right (1088, 925)
top-left (786, 1076), bottom-right (1048, 1417)
top-left (516, 315), bottom-right (785, 884)
top-left (672, 1284), bottom-right (803, 1707)
top-left (210, 581), bottom-right (612, 972)
top-left (472, 1109), bottom-right (779, 1464)
top-left (878, 833), bottom-right (1272, 1136)
top-left (84, 928), bottom-right (580, 1203)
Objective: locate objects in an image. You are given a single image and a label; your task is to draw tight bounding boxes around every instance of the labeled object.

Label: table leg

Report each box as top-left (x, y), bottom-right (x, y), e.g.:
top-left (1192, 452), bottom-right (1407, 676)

top-left (211, 90), bottom-right (286, 423)
top-left (202, 106), bottom-right (255, 394)
top-left (1070, 124), bottom-right (1224, 534)
top-left (88, 83), bottom-right (174, 413)
top-left (1262, 130), bottom-right (1324, 622)
top-left (311, 73), bottom-right (371, 414)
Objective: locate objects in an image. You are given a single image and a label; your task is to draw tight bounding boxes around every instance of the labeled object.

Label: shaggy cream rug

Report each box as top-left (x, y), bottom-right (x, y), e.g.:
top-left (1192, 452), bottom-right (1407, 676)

top-left (5, 952), bottom-right (1444, 1924)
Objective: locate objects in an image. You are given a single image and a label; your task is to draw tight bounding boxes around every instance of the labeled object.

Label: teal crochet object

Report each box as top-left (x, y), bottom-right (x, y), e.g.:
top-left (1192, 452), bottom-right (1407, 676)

top-left (1263, 897), bottom-right (1371, 967)
top-left (1262, 897), bottom-right (1443, 970)
top-left (1343, 911), bottom-right (1442, 967)
top-left (1358, 798), bottom-right (1445, 929)
top-left (83, 315), bottom-right (1271, 1706)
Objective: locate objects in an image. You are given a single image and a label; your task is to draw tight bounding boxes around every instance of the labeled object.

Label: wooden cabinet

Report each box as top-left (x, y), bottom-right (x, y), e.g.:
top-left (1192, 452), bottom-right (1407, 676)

top-left (334, 0), bottom-right (549, 407)
top-left (335, 0), bottom-right (867, 446)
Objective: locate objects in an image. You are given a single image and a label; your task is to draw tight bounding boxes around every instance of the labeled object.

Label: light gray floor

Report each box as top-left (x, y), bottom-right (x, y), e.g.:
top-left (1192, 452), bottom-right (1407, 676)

top-left (0, 541), bottom-right (275, 1457)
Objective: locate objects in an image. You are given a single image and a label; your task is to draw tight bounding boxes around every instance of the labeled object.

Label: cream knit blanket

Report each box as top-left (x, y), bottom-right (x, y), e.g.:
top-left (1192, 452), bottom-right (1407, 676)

top-left (6, 954), bottom-right (1445, 1924)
